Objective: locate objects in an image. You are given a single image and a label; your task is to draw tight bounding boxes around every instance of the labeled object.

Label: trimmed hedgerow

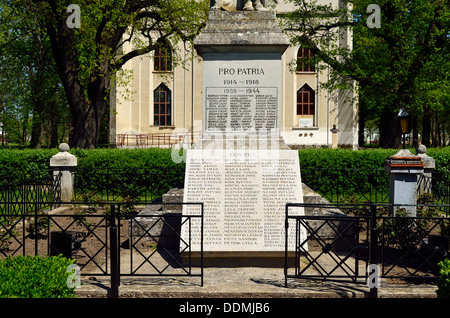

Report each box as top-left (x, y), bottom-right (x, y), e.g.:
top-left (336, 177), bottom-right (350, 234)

top-left (0, 148), bottom-right (186, 195)
top-left (0, 148), bottom-right (58, 185)
top-left (70, 148), bottom-right (185, 200)
top-left (436, 258), bottom-right (450, 298)
top-left (0, 255), bottom-right (77, 298)
top-left (0, 146), bottom-right (448, 200)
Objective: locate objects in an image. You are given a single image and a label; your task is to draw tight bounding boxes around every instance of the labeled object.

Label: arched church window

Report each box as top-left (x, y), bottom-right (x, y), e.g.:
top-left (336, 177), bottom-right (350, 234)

top-left (296, 47), bottom-right (316, 72)
top-left (153, 84), bottom-right (172, 126)
top-left (154, 39), bottom-right (172, 72)
top-left (297, 84), bottom-right (315, 116)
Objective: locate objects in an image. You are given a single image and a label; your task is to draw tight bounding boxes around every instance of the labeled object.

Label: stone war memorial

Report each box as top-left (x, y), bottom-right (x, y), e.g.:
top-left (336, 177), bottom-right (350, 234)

top-left (181, 0), bottom-right (306, 266)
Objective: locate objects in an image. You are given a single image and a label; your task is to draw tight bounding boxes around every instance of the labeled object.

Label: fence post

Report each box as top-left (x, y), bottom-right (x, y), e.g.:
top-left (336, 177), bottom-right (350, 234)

top-left (368, 204), bottom-right (379, 298)
top-left (416, 144), bottom-right (435, 195)
top-left (49, 143), bottom-right (77, 203)
top-left (384, 149), bottom-right (424, 216)
top-left (109, 204), bottom-right (119, 298)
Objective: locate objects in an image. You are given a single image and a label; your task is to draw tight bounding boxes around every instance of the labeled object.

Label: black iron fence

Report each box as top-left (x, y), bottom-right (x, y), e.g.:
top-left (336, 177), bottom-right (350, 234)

top-left (301, 167), bottom-right (450, 207)
top-left (285, 202), bottom-right (450, 296)
top-left (300, 168), bottom-right (390, 204)
top-left (0, 170), bottom-right (61, 216)
top-left (417, 172), bottom-right (450, 209)
top-left (73, 166), bottom-right (184, 204)
top-left (0, 201), bottom-right (204, 297)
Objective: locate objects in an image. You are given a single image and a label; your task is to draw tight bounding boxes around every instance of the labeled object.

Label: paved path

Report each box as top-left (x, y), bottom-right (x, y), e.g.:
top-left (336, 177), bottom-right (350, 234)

top-left (74, 248), bottom-right (439, 299)
top-left (76, 265), bottom-right (438, 299)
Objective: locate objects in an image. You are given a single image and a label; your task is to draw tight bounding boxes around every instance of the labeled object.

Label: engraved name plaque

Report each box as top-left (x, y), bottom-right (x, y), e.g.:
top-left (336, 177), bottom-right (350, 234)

top-left (182, 149), bottom-right (305, 252)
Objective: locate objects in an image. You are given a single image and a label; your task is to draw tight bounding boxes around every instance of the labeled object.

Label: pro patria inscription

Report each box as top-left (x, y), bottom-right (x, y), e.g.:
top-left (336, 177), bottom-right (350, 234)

top-left (201, 54), bottom-right (282, 135)
top-left (182, 10), bottom-right (305, 259)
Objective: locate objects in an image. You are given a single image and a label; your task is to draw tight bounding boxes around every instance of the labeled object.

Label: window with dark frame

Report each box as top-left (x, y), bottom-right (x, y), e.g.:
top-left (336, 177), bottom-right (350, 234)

top-left (296, 47), bottom-right (316, 72)
top-left (297, 84), bottom-right (315, 116)
top-left (154, 39), bottom-right (172, 72)
top-left (153, 84), bottom-right (172, 126)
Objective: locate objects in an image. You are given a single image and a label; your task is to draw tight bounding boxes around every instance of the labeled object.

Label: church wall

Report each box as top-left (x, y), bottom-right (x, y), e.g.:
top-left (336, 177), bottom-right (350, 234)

top-left (112, 0), bottom-right (357, 148)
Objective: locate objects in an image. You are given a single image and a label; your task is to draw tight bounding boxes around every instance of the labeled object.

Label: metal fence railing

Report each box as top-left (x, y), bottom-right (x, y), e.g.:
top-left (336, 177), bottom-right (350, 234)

top-left (0, 202), bottom-right (204, 298)
top-left (301, 167), bottom-right (450, 207)
top-left (117, 132), bottom-right (201, 148)
top-left (300, 168), bottom-right (390, 204)
top-left (285, 202), bottom-right (450, 297)
top-left (72, 166), bottom-right (184, 204)
top-left (0, 170), bottom-right (61, 216)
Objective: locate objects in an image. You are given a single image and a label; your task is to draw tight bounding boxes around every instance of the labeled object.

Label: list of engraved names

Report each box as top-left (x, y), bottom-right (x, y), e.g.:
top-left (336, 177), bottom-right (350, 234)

top-left (206, 87), bottom-right (278, 132)
top-left (183, 150), bottom-right (302, 252)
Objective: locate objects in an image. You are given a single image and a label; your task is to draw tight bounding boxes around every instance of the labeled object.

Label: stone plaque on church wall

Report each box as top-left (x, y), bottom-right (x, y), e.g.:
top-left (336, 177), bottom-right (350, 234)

top-left (182, 149), bottom-right (305, 253)
top-left (202, 53), bottom-right (282, 135)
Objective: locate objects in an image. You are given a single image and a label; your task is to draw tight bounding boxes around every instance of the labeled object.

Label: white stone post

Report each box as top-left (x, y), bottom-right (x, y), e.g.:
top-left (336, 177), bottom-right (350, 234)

top-left (50, 143), bottom-right (77, 203)
top-left (384, 149), bottom-right (424, 216)
top-left (416, 144), bottom-right (435, 196)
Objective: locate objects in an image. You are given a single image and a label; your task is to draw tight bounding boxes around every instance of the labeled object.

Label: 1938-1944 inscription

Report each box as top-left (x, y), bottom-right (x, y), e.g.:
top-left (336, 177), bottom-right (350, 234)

top-left (206, 86), bottom-right (278, 132)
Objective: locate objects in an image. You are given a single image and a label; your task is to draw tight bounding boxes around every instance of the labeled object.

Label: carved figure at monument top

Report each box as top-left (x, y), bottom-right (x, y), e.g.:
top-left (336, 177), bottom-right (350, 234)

top-left (211, 0), bottom-right (271, 12)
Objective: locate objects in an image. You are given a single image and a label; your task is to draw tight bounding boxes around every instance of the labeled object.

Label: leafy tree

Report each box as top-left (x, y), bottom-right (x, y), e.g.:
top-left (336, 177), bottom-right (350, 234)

top-left (0, 0), bottom-right (70, 148)
top-left (21, 0), bottom-right (209, 149)
top-left (283, 0), bottom-right (449, 148)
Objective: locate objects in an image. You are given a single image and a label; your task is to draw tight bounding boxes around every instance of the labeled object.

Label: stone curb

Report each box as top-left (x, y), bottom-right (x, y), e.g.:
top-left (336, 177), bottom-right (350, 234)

top-left (75, 276), bottom-right (438, 299)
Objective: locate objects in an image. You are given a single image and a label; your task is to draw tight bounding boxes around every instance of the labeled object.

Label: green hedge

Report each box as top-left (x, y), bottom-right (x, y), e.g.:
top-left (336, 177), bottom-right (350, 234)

top-left (71, 148), bottom-right (185, 201)
top-left (0, 255), bottom-right (77, 298)
top-left (436, 258), bottom-right (450, 298)
top-left (0, 146), bottom-right (448, 201)
top-left (1, 146), bottom-right (448, 177)
top-left (297, 147), bottom-right (450, 174)
top-left (0, 148), bottom-right (186, 198)
top-left (298, 148), bottom-right (397, 170)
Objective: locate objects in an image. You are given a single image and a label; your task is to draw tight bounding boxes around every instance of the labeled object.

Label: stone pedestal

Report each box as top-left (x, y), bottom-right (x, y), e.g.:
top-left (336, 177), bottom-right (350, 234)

top-left (195, 11), bottom-right (289, 138)
top-left (416, 144), bottom-right (435, 195)
top-left (385, 149), bottom-right (424, 216)
top-left (50, 143), bottom-right (77, 203)
top-left (181, 11), bottom-right (305, 266)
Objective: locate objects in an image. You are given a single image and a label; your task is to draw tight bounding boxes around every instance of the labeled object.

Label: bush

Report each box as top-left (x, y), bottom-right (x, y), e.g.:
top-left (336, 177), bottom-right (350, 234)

top-left (298, 147), bottom-right (450, 202)
top-left (0, 148), bottom-right (58, 185)
top-left (0, 255), bottom-right (77, 298)
top-left (0, 146), bottom-right (448, 202)
top-left (71, 148), bottom-right (185, 201)
top-left (0, 147), bottom-right (186, 201)
top-left (436, 258), bottom-right (450, 298)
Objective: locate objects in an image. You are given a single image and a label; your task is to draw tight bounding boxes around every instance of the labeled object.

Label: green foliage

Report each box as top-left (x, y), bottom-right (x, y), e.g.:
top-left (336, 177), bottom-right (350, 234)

top-left (283, 0), bottom-right (449, 148)
top-left (298, 148), bottom-right (398, 170)
top-left (0, 148), bottom-right (58, 185)
top-left (436, 259), bottom-right (450, 298)
top-left (0, 255), bottom-right (77, 298)
top-left (427, 147), bottom-right (450, 177)
top-left (298, 147), bottom-right (450, 175)
top-left (298, 148), bottom-right (396, 201)
top-left (71, 148), bottom-right (185, 201)
top-left (0, 147), bottom-right (449, 203)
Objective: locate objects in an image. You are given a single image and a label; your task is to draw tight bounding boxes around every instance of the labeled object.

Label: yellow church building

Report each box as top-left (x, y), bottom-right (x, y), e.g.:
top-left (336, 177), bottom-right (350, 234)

top-left (110, 0), bottom-right (358, 149)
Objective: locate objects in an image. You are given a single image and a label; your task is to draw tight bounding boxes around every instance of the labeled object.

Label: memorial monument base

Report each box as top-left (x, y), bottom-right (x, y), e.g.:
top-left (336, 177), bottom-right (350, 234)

top-left (181, 144), bottom-right (306, 265)
top-left (181, 251), bottom-right (296, 268)
top-left (180, 9), bottom-right (306, 266)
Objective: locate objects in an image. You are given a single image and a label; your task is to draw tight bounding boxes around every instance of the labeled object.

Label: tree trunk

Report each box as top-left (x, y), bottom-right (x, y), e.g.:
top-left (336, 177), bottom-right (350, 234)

top-left (358, 99), bottom-right (367, 147)
top-left (29, 113), bottom-right (43, 149)
top-left (49, 104), bottom-right (59, 149)
top-left (422, 113), bottom-right (431, 147)
top-left (46, 15), bottom-right (113, 149)
top-left (412, 115), bottom-right (419, 148)
top-left (379, 110), bottom-right (401, 149)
